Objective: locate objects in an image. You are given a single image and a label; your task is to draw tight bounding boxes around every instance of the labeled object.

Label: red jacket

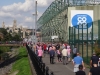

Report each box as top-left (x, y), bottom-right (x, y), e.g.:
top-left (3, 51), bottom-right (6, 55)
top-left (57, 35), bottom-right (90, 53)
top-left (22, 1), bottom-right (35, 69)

top-left (43, 44), bottom-right (47, 50)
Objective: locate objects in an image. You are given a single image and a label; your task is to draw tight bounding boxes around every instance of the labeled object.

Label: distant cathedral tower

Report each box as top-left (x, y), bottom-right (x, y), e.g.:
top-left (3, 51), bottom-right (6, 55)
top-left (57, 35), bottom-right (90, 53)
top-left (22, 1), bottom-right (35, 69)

top-left (13, 20), bottom-right (17, 31)
top-left (20, 25), bottom-right (22, 30)
top-left (2, 22), bottom-right (5, 28)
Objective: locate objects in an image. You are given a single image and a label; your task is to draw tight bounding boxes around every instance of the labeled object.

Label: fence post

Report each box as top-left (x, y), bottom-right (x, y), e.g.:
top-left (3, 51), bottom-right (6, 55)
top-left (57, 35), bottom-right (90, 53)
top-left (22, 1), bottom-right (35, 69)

top-left (37, 56), bottom-right (40, 66)
top-left (42, 63), bottom-right (45, 74)
top-left (98, 20), bottom-right (100, 47)
top-left (69, 26), bottom-right (70, 45)
top-left (46, 66), bottom-right (49, 75)
top-left (91, 22), bottom-right (93, 55)
top-left (50, 71), bottom-right (54, 75)
top-left (78, 25), bottom-right (79, 51)
top-left (74, 27), bottom-right (76, 46)
top-left (72, 27), bottom-right (73, 46)
top-left (82, 24), bottom-right (83, 57)
top-left (40, 62), bottom-right (42, 69)
top-left (87, 23), bottom-right (88, 64)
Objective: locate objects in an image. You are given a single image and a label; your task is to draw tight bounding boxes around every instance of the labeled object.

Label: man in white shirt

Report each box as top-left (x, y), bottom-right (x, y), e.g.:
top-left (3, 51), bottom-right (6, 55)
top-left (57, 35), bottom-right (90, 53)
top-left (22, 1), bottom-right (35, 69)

top-left (62, 47), bottom-right (68, 65)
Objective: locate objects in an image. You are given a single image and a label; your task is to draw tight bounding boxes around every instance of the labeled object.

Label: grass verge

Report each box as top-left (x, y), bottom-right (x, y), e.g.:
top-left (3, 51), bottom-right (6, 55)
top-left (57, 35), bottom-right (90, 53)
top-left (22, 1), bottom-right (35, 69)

top-left (83, 57), bottom-right (91, 68)
top-left (11, 47), bottom-right (31, 75)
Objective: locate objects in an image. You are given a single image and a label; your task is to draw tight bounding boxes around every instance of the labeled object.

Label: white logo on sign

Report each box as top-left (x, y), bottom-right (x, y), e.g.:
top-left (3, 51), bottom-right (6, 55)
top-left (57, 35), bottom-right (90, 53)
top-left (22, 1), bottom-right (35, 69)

top-left (77, 17), bottom-right (87, 27)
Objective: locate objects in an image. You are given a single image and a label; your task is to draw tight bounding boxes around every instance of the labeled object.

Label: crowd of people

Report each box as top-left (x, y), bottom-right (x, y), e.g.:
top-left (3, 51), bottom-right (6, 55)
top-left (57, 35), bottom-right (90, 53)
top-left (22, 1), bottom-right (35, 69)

top-left (32, 42), bottom-right (71, 64)
top-left (28, 42), bottom-right (100, 75)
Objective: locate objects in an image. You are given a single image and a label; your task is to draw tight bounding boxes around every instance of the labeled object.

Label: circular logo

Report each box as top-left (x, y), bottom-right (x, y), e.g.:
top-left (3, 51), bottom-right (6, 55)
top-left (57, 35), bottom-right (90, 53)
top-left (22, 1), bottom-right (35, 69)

top-left (71, 14), bottom-right (92, 29)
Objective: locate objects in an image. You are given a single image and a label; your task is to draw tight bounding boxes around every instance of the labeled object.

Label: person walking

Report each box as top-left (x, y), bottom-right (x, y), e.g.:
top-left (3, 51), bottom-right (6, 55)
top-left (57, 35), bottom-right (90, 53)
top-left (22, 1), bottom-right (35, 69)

top-left (43, 43), bottom-right (47, 56)
top-left (67, 45), bottom-right (71, 62)
top-left (73, 52), bottom-right (85, 73)
top-left (57, 49), bottom-right (62, 62)
top-left (47, 44), bottom-right (52, 54)
top-left (90, 52), bottom-right (99, 68)
top-left (33, 43), bottom-right (36, 52)
top-left (49, 46), bottom-right (55, 64)
top-left (62, 47), bottom-right (68, 65)
top-left (88, 64), bottom-right (100, 75)
top-left (56, 43), bottom-right (60, 50)
top-left (73, 46), bottom-right (78, 59)
top-left (37, 45), bottom-right (43, 62)
top-left (76, 65), bottom-right (86, 75)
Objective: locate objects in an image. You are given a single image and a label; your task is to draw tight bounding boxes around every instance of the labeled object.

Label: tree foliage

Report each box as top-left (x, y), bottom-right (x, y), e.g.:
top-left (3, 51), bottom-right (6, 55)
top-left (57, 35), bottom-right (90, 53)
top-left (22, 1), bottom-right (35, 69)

top-left (94, 40), bottom-right (100, 56)
top-left (0, 46), bottom-right (10, 60)
top-left (0, 46), bottom-right (10, 54)
top-left (0, 28), bottom-right (22, 41)
top-left (0, 28), bottom-right (7, 35)
top-left (0, 28), bottom-right (23, 60)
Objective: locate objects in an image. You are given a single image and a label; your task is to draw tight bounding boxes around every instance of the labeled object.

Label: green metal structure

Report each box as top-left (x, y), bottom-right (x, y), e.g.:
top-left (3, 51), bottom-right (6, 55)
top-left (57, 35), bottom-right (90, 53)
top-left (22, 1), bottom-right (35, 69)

top-left (37, 0), bottom-right (68, 42)
top-left (37, 0), bottom-right (96, 43)
top-left (37, 0), bottom-right (100, 64)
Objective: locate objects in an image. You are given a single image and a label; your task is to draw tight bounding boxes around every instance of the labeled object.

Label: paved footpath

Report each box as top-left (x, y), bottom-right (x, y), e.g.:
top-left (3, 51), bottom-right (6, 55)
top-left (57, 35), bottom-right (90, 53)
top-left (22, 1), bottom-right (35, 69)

top-left (42, 54), bottom-right (90, 75)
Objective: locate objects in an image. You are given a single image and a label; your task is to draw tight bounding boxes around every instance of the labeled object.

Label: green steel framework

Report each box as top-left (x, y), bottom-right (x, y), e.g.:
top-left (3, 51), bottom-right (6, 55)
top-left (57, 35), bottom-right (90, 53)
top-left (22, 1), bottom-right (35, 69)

top-left (37, 0), bottom-right (98, 43)
top-left (37, 0), bottom-right (100, 64)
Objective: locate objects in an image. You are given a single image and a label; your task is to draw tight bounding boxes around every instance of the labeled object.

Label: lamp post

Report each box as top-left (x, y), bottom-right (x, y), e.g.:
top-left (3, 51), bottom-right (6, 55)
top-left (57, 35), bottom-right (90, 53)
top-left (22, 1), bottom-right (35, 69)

top-left (32, 1), bottom-right (37, 44)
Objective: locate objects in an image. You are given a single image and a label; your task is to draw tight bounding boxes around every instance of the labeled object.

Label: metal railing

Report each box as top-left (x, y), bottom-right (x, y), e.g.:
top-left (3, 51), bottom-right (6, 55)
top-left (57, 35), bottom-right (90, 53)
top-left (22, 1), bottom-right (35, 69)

top-left (69, 21), bottom-right (100, 64)
top-left (26, 45), bottom-right (54, 75)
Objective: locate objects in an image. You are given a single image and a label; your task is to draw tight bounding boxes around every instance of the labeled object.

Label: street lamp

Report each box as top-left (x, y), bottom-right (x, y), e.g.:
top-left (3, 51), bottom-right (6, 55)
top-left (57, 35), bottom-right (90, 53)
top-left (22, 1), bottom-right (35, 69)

top-left (32, 1), bottom-right (37, 44)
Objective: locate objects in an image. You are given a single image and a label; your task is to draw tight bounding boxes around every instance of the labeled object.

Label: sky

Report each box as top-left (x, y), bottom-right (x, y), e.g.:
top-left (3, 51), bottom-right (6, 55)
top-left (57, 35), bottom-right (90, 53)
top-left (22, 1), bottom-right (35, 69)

top-left (0, 0), bottom-right (54, 29)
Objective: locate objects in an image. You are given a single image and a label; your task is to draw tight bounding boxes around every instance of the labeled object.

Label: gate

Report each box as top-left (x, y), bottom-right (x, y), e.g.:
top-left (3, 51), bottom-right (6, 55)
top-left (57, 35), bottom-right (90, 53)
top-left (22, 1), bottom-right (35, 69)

top-left (69, 20), bottom-right (100, 64)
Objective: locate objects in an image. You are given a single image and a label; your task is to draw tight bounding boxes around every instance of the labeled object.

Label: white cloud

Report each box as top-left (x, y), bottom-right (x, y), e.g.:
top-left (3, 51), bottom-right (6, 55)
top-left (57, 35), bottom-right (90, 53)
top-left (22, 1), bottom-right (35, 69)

top-left (16, 14), bottom-right (22, 18)
top-left (2, 3), bottom-right (21, 12)
top-left (1, 0), bottom-right (34, 12)
top-left (0, 11), bottom-right (13, 17)
top-left (37, 11), bottom-right (42, 19)
top-left (0, 11), bottom-right (22, 18)
top-left (23, 25), bottom-right (28, 28)
top-left (25, 17), bottom-right (33, 22)
top-left (37, 0), bottom-right (48, 7)
top-left (18, 0), bottom-right (34, 12)
top-left (1, 0), bottom-right (54, 16)
top-left (0, 0), bottom-right (55, 28)
top-left (37, 0), bottom-right (55, 7)
top-left (31, 11), bottom-right (42, 21)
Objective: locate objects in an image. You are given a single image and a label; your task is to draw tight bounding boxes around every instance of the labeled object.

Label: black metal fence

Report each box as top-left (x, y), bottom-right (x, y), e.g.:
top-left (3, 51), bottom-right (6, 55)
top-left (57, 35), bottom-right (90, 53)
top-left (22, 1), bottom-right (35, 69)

top-left (26, 45), bottom-right (54, 75)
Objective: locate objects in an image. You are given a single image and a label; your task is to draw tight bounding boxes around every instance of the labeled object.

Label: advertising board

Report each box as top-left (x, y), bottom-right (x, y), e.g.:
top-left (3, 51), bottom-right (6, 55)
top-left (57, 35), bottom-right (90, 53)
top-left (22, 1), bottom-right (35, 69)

top-left (71, 10), bottom-right (93, 29)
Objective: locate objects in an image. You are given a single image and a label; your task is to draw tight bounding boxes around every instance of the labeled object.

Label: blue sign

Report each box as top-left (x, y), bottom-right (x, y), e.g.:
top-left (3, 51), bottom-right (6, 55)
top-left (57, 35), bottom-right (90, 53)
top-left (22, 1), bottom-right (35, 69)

top-left (71, 14), bottom-right (93, 29)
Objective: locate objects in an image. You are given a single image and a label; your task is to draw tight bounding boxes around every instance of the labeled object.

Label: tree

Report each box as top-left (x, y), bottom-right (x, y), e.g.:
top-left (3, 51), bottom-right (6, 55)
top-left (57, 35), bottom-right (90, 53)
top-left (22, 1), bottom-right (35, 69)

top-left (29, 32), bottom-right (32, 35)
top-left (0, 28), bottom-right (7, 35)
top-left (94, 40), bottom-right (100, 56)
top-left (25, 32), bottom-right (28, 36)
top-left (0, 28), bottom-right (22, 41)
top-left (12, 34), bottom-right (22, 41)
top-left (0, 28), bottom-right (8, 42)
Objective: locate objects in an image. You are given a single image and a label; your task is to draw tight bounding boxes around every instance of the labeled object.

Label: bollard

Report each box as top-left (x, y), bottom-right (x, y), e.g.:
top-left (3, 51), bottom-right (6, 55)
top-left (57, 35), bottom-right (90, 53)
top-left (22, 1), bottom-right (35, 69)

top-left (41, 63), bottom-right (43, 71)
top-left (50, 71), bottom-right (54, 75)
top-left (42, 63), bottom-right (45, 74)
top-left (37, 59), bottom-right (40, 65)
top-left (46, 66), bottom-right (49, 75)
top-left (39, 62), bottom-right (42, 70)
top-left (36, 56), bottom-right (39, 66)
